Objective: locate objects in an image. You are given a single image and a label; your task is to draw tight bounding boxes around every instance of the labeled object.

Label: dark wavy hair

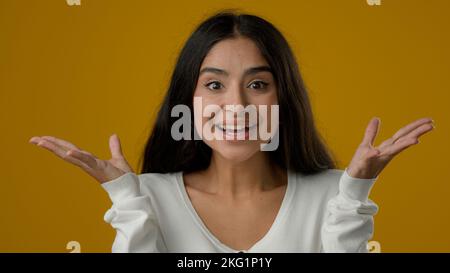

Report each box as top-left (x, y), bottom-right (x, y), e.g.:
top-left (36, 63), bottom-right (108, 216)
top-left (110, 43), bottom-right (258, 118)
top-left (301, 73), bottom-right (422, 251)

top-left (139, 10), bottom-right (336, 175)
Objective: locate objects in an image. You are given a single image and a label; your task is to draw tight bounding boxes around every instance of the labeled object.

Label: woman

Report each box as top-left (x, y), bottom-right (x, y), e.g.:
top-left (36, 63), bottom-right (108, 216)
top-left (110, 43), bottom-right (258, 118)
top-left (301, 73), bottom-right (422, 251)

top-left (29, 11), bottom-right (434, 253)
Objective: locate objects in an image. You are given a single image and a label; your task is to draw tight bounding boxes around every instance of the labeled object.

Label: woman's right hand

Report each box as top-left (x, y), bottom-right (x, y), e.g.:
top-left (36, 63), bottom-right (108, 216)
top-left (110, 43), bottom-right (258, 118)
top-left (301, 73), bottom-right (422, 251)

top-left (29, 134), bottom-right (134, 184)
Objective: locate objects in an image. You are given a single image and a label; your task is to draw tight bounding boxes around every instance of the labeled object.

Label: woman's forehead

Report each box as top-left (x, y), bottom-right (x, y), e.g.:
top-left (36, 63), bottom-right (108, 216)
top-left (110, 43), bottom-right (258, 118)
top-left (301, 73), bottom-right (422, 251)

top-left (200, 37), bottom-right (269, 72)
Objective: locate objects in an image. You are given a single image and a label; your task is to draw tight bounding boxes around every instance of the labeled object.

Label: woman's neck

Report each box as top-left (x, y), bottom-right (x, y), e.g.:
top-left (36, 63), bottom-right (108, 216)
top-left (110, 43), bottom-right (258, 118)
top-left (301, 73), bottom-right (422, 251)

top-left (202, 152), bottom-right (286, 199)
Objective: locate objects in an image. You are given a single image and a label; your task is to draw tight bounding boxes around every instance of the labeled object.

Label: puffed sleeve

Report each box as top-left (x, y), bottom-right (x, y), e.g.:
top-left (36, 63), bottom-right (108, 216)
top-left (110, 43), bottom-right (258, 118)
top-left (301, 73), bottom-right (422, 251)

top-left (102, 172), bottom-right (166, 253)
top-left (321, 168), bottom-right (379, 252)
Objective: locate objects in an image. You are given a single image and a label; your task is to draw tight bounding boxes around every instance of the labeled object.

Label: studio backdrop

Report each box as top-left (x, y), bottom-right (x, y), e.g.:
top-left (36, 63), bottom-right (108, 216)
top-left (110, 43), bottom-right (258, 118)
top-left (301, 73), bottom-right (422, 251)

top-left (0, 0), bottom-right (449, 252)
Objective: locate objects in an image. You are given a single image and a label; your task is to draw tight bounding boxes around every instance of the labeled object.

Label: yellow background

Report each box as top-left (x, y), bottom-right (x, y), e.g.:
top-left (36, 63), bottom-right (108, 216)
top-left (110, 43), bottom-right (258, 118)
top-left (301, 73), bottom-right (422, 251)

top-left (1, 0), bottom-right (449, 252)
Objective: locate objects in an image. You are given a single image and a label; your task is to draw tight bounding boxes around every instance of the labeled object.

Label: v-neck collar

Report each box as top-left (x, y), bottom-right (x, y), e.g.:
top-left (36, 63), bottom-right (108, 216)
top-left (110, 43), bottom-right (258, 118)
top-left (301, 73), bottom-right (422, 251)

top-left (175, 169), bottom-right (295, 253)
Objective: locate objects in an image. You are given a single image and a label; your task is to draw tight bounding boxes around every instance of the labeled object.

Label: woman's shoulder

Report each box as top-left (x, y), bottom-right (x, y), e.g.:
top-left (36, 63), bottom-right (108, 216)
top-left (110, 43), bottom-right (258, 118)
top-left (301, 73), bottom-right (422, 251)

top-left (291, 168), bottom-right (344, 192)
top-left (293, 168), bottom-right (344, 181)
top-left (138, 171), bottom-right (180, 182)
top-left (288, 168), bottom-right (345, 207)
top-left (130, 172), bottom-right (183, 207)
top-left (137, 171), bottom-right (181, 191)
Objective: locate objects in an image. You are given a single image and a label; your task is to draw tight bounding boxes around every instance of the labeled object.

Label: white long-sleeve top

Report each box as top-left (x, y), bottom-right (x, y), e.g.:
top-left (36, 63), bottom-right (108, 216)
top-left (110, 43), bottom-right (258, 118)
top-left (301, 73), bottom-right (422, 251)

top-left (101, 168), bottom-right (379, 253)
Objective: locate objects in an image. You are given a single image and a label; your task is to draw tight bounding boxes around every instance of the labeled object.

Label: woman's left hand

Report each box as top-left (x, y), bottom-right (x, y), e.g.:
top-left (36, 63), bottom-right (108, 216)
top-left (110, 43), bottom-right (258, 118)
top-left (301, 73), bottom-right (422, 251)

top-left (346, 117), bottom-right (435, 179)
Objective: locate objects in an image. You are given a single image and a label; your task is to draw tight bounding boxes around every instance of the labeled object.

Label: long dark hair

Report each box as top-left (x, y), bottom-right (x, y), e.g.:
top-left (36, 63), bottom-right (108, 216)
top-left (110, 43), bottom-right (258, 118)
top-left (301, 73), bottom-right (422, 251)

top-left (139, 11), bottom-right (336, 175)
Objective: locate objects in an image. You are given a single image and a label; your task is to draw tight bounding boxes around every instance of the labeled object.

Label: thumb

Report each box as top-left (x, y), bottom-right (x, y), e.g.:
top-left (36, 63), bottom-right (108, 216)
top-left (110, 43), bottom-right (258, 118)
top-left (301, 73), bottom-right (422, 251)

top-left (361, 117), bottom-right (381, 147)
top-left (109, 133), bottom-right (124, 159)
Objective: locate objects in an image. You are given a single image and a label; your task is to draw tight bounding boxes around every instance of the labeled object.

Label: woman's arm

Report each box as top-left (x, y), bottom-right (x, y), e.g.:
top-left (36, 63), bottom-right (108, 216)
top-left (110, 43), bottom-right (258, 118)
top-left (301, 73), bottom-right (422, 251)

top-left (320, 117), bottom-right (434, 252)
top-left (29, 134), bottom-right (166, 252)
top-left (321, 168), bottom-right (378, 252)
top-left (102, 172), bottom-right (166, 252)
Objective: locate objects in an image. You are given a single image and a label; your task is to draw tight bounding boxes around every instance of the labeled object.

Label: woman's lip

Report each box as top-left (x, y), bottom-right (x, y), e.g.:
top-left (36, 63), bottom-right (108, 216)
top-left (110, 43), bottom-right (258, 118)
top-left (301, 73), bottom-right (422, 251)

top-left (214, 124), bottom-right (257, 140)
top-left (214, 123), bottom-right (257, 131)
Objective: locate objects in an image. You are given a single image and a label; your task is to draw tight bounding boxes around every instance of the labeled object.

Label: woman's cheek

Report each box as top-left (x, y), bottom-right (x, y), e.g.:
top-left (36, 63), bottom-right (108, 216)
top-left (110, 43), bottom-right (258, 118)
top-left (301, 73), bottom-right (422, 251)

top-left (192, 101), bottom-right (217, 141)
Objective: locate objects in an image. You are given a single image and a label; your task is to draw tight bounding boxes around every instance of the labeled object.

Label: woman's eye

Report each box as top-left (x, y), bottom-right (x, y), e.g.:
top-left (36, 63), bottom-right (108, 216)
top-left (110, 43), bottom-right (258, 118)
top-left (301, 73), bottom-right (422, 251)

top-left (205, 81), bottom-right (223, 90)
top-left (248, 80), bottom-right (268, 90)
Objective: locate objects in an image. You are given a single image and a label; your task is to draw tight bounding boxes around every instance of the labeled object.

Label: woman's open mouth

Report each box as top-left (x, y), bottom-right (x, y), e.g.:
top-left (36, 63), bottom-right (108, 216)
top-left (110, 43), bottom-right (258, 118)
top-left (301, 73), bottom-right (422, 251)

top-left (214, 123), bottom-right (258, 140)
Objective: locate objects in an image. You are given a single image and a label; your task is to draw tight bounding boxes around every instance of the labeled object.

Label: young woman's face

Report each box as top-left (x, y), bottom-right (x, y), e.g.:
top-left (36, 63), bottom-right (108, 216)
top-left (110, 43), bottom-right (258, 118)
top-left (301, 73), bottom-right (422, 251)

top-left (193, 36), bottom-right (279, 162)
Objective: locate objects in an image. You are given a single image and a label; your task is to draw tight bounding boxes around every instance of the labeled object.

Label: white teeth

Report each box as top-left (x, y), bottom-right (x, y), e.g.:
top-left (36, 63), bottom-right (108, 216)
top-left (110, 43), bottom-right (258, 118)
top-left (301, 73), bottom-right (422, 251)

top-left (223, 125), bottom-right (246, 131)
top-left (215, 125), bottom-right (244, 132)
top-left (215, 123), bottom-right (257, 132)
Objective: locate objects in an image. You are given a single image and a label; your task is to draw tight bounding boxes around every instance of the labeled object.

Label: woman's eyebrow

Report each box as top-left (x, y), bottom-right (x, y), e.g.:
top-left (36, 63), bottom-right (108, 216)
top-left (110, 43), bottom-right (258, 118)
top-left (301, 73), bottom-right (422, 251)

top-left (244, 66), bottom-right (272, 76)
top-left (199, 67), bottom-right (228, 76)
top-left (199, 65), bottom-right (272, 77)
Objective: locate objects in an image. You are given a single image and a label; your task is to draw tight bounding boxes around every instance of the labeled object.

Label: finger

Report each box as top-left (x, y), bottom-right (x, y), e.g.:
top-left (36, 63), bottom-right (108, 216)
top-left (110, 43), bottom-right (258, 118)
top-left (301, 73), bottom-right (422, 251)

top-left (36, 139), bottom-right (69, 155)
top-left (393, 122), bottom-right (434, 144)
top-left (40, 136), bottom-right (102, 166)
top-left (36, 139), bottom-right (90, 169)
top-left (109, 134), bottom-right (124, 159)
top-left (29, 136), bottom-right (41, 144)
top-left (63, 151), bottom-right (92, 170)
top-left (361, 117), bottom-right (380, 147)
top-left (391, 117), bottom-right (433, 143)
top-left (380, 138), bottom-right (419, 157)
top-left (37, 137), bottom-right (101, 168)
top-left (66, 149), bottom-right (99, 169)
top-left (40, 136), bottom-right (80, 151)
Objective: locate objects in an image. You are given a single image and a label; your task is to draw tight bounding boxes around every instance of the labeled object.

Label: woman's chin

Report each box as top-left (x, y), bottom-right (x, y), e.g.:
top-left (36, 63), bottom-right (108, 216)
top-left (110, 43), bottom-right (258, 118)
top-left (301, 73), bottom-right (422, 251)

top-left (212, 143), bottom-right (262, 163)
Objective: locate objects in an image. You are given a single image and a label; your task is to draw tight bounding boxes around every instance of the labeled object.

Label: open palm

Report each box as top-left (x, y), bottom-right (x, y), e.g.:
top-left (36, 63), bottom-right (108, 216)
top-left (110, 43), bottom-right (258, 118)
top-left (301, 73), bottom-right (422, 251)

top-left (347, 117), bottom-right (435, 179)
top-left (29, 134), bottom-right (133, 184)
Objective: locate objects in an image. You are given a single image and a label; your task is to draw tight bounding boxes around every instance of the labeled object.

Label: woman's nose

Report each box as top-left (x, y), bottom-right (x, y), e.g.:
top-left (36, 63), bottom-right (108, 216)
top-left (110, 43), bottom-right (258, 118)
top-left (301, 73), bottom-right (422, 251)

top-left (220, 86), bottom-right (250, 124)
top-left (224, 85), bottom-right (247, 107)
